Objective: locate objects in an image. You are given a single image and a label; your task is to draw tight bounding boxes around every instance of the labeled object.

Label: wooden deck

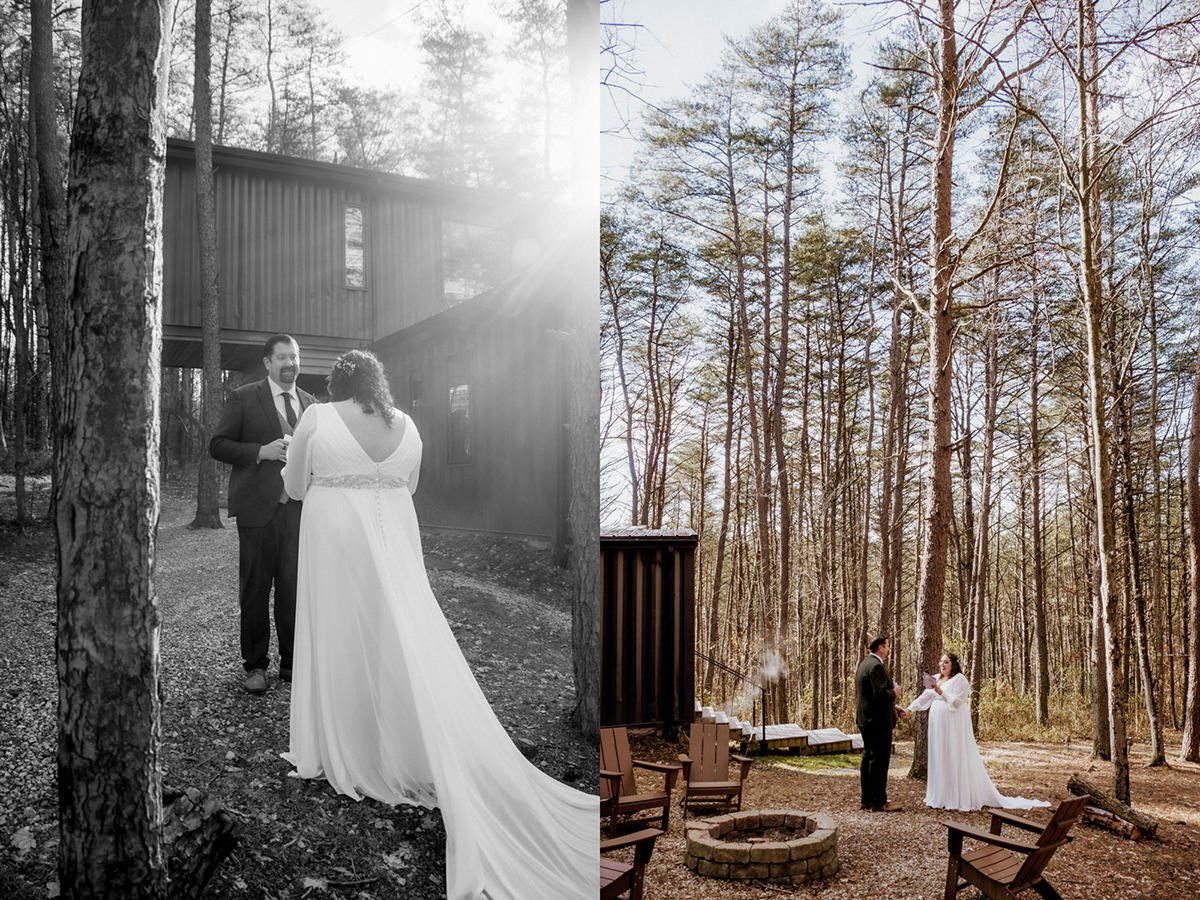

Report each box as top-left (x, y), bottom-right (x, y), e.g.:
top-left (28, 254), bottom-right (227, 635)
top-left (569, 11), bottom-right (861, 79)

top-left (694, 702), bottom-right (863, 756)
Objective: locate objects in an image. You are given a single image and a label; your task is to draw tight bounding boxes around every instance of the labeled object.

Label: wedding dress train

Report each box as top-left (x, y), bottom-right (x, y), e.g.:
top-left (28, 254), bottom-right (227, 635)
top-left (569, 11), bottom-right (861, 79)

top-left (281, 403), bottom-right (597, 899)
top-left (907, 672), bottom-right (1050, 812)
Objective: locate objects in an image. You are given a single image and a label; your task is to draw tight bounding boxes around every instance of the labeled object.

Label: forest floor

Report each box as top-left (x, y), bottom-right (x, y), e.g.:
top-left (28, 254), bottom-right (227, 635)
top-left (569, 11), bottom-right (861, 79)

top-left (611, 731), bottom-right (1200, 899)
top-left (0, 473), bottom-right (596, 899)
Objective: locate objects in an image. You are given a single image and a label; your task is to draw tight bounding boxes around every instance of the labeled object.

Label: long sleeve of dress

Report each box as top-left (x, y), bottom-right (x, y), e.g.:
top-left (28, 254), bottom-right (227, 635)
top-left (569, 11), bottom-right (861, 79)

top-left (282, 408), bottom-right (318, 501)
top-left (907, 688), bottom-right (938, 713)
top-left (909, 674), bottom-right (971, 713)
top-left (942, 673), bottom-right (969, 710)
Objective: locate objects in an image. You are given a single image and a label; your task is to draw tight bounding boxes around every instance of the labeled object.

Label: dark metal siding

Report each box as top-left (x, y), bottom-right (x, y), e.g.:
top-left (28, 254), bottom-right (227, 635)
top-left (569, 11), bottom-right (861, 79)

top-left (164, 153), bottom-right (444, 343)
top-left (600, 531), bottom-right (697, 729)
top-left (373, 296), bottom-right (567, 542)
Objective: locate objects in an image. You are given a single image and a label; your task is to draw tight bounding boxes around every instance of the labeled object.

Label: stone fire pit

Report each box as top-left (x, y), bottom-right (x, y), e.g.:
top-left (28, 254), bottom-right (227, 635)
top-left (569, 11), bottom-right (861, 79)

top-left (685, 810), bottom-right (838, 884)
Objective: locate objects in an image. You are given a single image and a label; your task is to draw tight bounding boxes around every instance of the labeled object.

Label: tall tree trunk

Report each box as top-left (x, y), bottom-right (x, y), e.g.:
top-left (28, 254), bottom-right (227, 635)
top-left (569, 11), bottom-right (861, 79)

top-left (57, 0), bottom-right (175, 894)
top-left (704, 319), bottom-right (737, 697)
top-left (1115, 350), bottom-right (1164, 764)
top-left (1030, 294), bottom-right (1049, 725)
top-left (31, 0), bottom-right (69, 521)
top-left (565, 0), bottom-right (599, 738)
top-left (192, 0), bottom-right (223, 529)
top-left (969, 307), bottom-right (999, 732)
top-left (1182, 329), bottom-right (1200, 762)
top-left (911, 0), bottom-right (958, 781)
top-left (1077, 0), bottom-right (1129, 803)
top-left (771, 63), bottom-right (800, 727)
top-left (6, 140), bottom-right (30, 526)
top-left (216, 4), bottom-right (233, 144)
top-left (878, 296), bottom-right (903, 635)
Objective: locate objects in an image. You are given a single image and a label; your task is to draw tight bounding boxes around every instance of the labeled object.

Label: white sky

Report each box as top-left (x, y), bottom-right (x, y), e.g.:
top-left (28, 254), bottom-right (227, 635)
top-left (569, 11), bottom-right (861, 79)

top-left (600, 0), bottom-right (897, 197)
top-left (315, 0), bottom-right (517, 93)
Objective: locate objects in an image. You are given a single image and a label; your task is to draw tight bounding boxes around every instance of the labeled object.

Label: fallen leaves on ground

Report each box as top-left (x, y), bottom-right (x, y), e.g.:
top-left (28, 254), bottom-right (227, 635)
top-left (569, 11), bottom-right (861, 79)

top-left (608, 732), bottom-right (1200, 899)
top-left (0, 475), bottom-right (596, 899)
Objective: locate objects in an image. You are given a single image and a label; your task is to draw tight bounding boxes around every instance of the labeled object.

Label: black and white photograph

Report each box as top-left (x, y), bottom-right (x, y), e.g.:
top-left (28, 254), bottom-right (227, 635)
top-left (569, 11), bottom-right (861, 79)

top-left (0, 0), bottom-right (599, 897)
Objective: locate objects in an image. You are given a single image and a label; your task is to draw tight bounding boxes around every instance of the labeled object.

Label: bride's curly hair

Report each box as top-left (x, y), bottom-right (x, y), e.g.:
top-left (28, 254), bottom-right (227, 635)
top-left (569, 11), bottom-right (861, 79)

top-left (327, 350), bottom-right (396, 426)
top-left (945, 652), bottom-right (962, 678)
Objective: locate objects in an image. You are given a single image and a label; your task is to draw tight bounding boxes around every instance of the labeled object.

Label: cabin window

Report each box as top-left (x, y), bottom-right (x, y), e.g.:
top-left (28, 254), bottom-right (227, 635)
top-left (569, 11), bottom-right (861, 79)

top-left (448, 373), bottom-right (472, 466)
top-left (409, 372), bottom-right (424, 418)
top-left (344, 204), bottom-right (366, 290)
top-left (442, 220), bottom-right (510, 303)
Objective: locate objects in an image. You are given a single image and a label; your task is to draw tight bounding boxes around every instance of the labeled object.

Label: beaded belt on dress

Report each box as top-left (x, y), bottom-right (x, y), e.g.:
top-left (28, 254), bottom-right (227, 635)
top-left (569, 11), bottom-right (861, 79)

top-left (310, 474), bottom-right (409, 490)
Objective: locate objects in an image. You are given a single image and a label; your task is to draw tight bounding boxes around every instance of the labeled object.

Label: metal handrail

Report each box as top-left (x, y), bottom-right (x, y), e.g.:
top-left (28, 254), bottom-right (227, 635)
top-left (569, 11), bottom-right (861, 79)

top-left (694, 651), bottom-right (767, 749)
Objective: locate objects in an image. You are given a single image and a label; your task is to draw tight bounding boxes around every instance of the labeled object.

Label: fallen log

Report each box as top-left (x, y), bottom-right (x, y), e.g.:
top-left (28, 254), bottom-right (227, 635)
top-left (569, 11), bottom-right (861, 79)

top-left (1081, 804), bottom-right (1140, 840)
top-left (1067, 773), bottom-right (1159, 839)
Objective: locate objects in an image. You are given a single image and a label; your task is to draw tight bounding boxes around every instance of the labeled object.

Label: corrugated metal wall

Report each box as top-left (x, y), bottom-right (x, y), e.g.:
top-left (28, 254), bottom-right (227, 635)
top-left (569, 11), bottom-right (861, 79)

top-left (164, 155), bottom-right (444, 343)
top-left (373, 296), bottom-right (567, 542)
top-left (600, 530), bottom-right (697, 730)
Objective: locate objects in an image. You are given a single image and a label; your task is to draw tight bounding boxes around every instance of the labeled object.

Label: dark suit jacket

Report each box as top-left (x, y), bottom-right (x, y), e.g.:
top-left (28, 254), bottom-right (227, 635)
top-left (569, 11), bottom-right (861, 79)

top-left (210, 378), bottom-right (316, 527)
top-left (855, 654), bottom-right (897, 732)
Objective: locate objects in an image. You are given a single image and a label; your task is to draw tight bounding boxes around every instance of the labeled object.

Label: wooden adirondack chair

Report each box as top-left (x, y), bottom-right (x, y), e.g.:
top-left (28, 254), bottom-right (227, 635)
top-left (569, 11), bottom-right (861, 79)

top-left (600, 828), bottom-right (660, 900)
top-left (600, 727), bottom-right (681, 834)
top-left (941, 795), bottom-right (1087, 900)
top-left (677, 722), bottom-right (753, 814)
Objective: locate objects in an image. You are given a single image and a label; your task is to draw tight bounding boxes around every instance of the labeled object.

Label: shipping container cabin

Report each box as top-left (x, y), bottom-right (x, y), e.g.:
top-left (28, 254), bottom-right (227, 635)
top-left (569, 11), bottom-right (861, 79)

top-left (161, 139), bottom-right (568, 544)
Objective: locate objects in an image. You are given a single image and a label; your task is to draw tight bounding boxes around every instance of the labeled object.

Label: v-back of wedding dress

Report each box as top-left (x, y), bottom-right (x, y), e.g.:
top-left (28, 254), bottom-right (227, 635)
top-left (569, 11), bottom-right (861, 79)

top-left (281, 404), bottom-right (597, 899)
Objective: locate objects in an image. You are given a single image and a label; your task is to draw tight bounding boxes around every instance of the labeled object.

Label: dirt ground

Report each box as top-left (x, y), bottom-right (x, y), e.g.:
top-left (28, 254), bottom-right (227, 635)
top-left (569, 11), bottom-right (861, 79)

top-left (609, 732), bottom-right (1200, 899)
top-left (0, 474), bottom-right (596, 899)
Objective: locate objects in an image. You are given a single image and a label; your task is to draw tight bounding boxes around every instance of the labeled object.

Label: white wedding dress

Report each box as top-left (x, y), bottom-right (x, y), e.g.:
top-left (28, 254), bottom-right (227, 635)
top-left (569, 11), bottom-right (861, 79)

top-left (280, 403), bottom-right (597, 899)
top-left (907, 672), bottom-right (1050, 812)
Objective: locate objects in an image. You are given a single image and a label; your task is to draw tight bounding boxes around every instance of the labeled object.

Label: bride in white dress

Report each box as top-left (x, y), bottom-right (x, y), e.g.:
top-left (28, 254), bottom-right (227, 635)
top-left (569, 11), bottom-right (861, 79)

top-left (280, 350), bottom-right (597, 899)
top-left (906, 652), bottom-right (1050, 812)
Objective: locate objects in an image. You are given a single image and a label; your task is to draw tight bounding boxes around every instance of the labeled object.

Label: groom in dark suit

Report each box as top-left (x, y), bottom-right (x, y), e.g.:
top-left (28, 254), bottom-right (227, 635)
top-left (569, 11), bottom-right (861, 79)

top-left (856, 636), bottom-right (908, 811)
top-left (210, 334), bottom-right (315, 693)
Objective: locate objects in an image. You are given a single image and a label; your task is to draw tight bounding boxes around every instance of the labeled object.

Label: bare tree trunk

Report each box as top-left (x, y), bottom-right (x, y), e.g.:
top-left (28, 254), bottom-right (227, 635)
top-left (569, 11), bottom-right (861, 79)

top-left (264, 0), bottom-right (278, 151)
top-left (6, 141), bottom-right (30, 526)
top-left (192, 0), bottom-right (223, 529)
top-left (878, 296), bottom-right (903, 635)
top-left (911, 0), bottom-right (958, 781)
top-left (57, 0), bottom-right (175, 894)
top-left (1030, 294), bottom-right (1049, 725)
top-left (705, 320), bottom-right (737, 697)
top-left (1077, 0), bottom-right (1129, 803)
top-left (1115, 348), bottom-right (1164, 765)
top-left (30, 0), bottom-right (68, 521)
top-left (968, 307), bottom-right (999, 732)
top-left (1182, 327), bottom-right (1200, 762)
top-left (565, 0), bottom-right (599, 738)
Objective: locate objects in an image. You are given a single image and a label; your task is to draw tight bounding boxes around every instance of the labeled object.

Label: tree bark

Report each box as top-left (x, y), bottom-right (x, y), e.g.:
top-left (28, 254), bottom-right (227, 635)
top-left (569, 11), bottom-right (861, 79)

top-left (6, 141), bottom-right (30, 526)
top-left (1030, 294), bottom-right (1049, 725)
top-left (1114, 343), bottom-right (1164, 765)
top-left (1067, 773), bottom-right (1159, 838)
top-left (30, 0), bottom-right (69, 521)
top-left (1182, 326), bottom-right (1200, 762)
top-left (911, 0), bottom-right (958, 781)
top-left (1076, 0), bottom-right (1129, 802)
top-left (191, 0), bottom-right (223, 529)
top-left (57, 0), bottom-right (176, 895)
top-left (704, 319), bottom-right (737, 697)
top-left (968, 307), bottom-right (999, 732)
top-left (565, 0), bottom-right (599, 738)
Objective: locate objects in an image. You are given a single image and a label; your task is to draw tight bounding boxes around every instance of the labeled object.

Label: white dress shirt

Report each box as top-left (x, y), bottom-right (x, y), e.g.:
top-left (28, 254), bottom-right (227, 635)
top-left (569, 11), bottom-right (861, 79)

top-left (268, 377), bottom-right (301, 431)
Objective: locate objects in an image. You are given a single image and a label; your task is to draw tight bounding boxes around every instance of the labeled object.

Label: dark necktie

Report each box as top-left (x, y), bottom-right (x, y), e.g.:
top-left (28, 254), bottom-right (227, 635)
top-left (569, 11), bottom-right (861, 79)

top-left (282, 392), bottom-right (297, 429)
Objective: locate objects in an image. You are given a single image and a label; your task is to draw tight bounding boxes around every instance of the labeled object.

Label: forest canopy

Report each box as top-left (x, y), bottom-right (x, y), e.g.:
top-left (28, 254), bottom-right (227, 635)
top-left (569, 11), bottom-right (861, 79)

top-left (600, 0), bottom-right (1200, 789)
